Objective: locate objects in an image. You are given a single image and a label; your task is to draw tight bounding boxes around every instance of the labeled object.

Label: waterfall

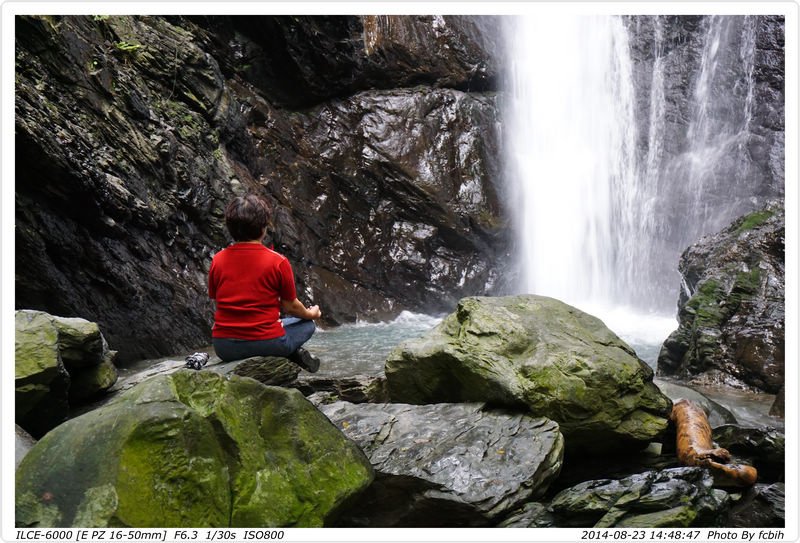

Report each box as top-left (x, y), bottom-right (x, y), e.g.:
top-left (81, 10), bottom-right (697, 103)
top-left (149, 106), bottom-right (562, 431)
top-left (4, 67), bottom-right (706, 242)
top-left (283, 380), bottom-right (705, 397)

top-left (506, 15), bottom-right (639, 306)
top-left (680, 16), bottom-right (761, 239)
top-left (505, 14), bottom-right (768, 349)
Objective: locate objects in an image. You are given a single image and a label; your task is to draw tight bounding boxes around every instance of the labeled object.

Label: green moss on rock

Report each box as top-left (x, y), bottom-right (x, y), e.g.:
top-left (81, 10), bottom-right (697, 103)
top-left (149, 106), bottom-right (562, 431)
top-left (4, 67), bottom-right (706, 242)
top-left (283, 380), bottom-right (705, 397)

top-left (735, 209), bottom-right (775, 235)
top-left (15, 311), bottom-right (71, 435)
top-left (15, 311), bottom-right (62, 383)
top-left (685, 279), bottom-right (726, 327)
top-left (614, 506), bottom-right (697, 528)
top-left (15, 370), bottom-right (373, 528)
top-left (385, 295), bottom-right (672, 452)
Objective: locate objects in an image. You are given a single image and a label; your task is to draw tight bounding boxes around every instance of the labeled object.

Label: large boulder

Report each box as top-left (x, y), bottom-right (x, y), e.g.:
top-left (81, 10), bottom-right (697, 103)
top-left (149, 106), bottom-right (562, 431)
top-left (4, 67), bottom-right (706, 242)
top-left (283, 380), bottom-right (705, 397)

top-left (319, 401), bottom-right (563, 526)
top-left (549, 467), bottom-right (730, 528)
top-left (385, 295), bottom-right (672, 451)
top-left (15, 310), bottom-right (118, 437)
top-left (15, 311), bottom-right (70, 437)
top-left (15, 370), bottom-right (373, 527)
top-left (657, 203), bottom-right (784, 393)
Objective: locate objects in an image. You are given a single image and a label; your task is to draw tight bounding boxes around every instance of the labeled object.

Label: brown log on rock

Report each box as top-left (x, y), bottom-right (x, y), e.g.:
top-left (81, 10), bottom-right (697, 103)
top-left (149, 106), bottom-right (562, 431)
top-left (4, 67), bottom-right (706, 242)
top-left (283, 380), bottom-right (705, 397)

top-left (670, 399), bottom-right (758, 488)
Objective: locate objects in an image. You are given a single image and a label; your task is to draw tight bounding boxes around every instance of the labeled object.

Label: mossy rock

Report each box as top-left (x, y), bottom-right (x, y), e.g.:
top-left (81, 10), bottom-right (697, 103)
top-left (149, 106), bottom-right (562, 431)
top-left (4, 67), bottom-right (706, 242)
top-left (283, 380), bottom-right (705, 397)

top-left (48, 316), bottom-right (105, 370)
top-left (15, 310), bottom-right (119, 437)
top-left (68, 355), bottom-right (119, 403)
top-left (385, 295), bottom-right (672, 452)
top-left (657, 203), bottom-right (784, 392)
top-left (15, 311), bottom-right (70, 436)
top-left (735, 209), bottom-right (775, 235)
top-left (16, 370), bottom-right (374, 527)
top-left (549, 467), bottom-right (729, 528)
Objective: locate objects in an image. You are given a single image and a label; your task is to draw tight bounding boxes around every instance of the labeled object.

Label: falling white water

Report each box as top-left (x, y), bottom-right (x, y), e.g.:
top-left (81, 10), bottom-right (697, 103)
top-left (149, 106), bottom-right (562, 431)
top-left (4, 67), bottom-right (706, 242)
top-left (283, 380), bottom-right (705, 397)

top-left (681, 16), bottom-right (761, 238)
top-left (505, 15), bottom-right (770, 358)
top-left (505, 15), bottom-right (664, 327)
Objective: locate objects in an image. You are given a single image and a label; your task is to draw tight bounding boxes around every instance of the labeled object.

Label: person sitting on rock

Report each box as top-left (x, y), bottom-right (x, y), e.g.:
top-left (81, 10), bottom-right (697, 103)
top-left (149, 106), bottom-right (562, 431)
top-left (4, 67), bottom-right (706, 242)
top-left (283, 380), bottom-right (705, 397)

top-left (208, 193), bottom-right (322, 371)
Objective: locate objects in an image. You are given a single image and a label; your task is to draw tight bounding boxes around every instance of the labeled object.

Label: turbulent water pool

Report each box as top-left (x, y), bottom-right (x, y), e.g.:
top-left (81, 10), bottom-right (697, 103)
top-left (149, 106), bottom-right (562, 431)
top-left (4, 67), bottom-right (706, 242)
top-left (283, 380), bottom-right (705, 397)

top-left (305, 311), bottom-right (443, 377)
top-left (305, 306), bottom-right (674, 374)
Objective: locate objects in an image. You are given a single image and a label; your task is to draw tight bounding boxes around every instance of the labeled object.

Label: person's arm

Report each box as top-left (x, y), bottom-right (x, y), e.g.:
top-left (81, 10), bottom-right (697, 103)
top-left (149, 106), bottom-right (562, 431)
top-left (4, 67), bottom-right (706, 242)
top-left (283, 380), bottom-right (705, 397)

top-left (208, 258), bottom-right (217, 300)
top-left (281, 298), bottom-right (322, 320)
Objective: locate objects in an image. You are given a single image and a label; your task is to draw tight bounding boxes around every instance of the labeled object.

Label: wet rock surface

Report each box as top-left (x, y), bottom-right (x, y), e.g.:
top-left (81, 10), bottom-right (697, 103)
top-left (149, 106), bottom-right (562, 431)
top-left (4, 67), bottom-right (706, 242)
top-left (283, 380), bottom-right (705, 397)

top-left (657, 203), bottom-right (784, 393)
top-left (549, 467), bottom-right (730, 528)
top-left (727, 483), bottom-right (785, 528)
top-left (386, 295), bottom-right (673, 451)
top-left (15, 15), bottom-right (509, 363)
top-left (319, 401), bottom-right (564, 526)
top-left (15, 310), bottom-right (118, 437)
top-left (712, 425), bottom-right (785, 483)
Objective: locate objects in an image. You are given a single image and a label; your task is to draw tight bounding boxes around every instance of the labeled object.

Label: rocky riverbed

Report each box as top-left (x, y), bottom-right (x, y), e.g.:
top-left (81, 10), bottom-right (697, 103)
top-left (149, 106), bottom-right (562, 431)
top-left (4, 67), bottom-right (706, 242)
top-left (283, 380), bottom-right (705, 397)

top-left (15, 292), bottom-right (785, 528)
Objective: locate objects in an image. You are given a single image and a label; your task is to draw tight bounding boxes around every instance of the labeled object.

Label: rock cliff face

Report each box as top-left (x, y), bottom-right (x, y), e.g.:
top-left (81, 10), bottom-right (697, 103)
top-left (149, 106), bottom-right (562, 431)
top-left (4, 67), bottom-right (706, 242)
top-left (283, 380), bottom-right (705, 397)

top-left (15, 15), bottom-right (509, 362)
top-left (624, 15), bottom-right (784, 234)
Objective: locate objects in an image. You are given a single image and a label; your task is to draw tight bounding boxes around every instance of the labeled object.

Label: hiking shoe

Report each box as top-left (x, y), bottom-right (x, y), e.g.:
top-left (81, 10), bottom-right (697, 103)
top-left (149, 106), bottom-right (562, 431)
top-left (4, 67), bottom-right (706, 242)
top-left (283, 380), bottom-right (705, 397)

top-left (289, 348), bottom-right (320, 373)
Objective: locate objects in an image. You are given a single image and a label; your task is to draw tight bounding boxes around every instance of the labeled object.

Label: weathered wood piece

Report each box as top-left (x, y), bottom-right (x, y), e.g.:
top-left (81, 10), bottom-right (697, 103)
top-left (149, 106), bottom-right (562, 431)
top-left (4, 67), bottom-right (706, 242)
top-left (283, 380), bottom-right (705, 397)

top-left (671, 399), bottom-right (757, 488)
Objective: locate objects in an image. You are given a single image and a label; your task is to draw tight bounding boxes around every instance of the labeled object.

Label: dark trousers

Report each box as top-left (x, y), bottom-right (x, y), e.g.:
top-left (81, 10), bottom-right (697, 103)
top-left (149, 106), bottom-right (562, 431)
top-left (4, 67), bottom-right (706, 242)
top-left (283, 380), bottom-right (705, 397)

top-left (212, 317), bottom-right (316, 362)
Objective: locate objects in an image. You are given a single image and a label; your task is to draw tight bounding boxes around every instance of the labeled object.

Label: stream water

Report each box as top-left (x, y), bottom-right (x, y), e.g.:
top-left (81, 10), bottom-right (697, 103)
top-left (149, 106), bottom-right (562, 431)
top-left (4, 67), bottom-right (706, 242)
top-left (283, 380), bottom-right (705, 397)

top-left (304, 311), bottom-right (443, 377)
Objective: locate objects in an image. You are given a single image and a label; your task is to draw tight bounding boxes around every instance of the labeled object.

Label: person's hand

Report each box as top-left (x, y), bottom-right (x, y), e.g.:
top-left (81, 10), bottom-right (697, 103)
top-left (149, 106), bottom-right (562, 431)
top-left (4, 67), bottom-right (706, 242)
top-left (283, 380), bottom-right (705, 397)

top-left (307, 305), bottom-right (322, 320)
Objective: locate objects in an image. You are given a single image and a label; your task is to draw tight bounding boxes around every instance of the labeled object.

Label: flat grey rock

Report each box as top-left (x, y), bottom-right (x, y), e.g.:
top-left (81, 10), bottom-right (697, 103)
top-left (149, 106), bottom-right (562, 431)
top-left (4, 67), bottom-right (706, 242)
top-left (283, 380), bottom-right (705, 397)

top-left (320, 401), bottom-right (563, 525)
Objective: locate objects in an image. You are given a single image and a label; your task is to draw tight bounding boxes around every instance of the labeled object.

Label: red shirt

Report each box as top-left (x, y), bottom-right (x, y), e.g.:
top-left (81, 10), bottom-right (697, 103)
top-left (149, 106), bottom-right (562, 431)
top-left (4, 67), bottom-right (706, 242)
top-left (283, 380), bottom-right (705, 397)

top-left (208, 243), bottom-right (297, 340)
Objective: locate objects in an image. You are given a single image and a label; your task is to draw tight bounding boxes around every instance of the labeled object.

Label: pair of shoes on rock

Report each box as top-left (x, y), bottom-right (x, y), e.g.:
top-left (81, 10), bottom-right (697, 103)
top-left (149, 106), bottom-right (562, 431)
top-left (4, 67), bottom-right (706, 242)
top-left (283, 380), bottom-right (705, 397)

top-left (289, 347), bottom-right (320, 373)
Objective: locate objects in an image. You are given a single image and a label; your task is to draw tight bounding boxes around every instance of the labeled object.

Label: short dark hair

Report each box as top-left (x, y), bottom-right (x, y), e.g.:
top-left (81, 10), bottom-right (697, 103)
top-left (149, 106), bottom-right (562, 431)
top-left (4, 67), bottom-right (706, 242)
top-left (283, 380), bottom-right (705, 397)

top-left (224, 194), bottom-right (270, 242)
